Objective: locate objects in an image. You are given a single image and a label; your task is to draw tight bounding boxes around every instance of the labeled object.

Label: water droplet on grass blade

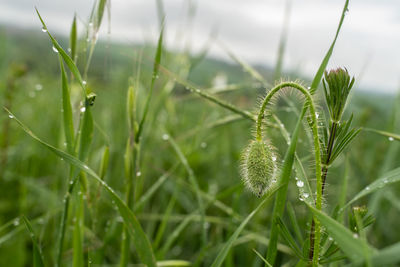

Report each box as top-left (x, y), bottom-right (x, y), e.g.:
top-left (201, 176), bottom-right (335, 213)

top-left (82, 80), bottom-right (87, 86)
top-left (272, 156), bottom-right (277, 162)
top-left (296, 180), bottom-right (304, 187)
top-left (136, 171), bottom-right (141, 177)
top-left (388, 137), bottom-right (394, 141)
top-left (80, 107), bottom-right (86, 113)
top-left (13, 218), bottom-right (20, 226)
top-left (41, 27), bottom-right (47, 33)
top-left (52, 46), bottom-right (58, 53)
top-left (162, 134), bottom-right (169, 140)
top-left (200, 142), bottom-right (207, 148)
top-left (8, 114), bottom-right (14, 119)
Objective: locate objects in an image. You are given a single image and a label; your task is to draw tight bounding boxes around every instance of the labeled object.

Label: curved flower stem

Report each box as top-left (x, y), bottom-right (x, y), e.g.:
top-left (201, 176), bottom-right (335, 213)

top-left (257, 82), bottom-right (322, 266)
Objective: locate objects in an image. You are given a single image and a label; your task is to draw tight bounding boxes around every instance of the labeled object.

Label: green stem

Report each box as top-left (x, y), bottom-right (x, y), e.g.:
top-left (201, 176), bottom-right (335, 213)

top-left (258, 82), bottom-right (322, 265)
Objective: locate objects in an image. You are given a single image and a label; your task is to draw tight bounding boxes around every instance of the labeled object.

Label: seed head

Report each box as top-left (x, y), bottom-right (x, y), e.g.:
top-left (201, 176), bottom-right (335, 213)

top-left (322, 67), bottom-right (355, 122)
top-left (241, 139), bottom-right (277, 197)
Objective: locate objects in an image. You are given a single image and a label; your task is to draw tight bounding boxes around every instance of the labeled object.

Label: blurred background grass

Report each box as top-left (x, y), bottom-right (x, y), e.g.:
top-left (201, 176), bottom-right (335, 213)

top-left (0, 2), bottom-right (400, 265)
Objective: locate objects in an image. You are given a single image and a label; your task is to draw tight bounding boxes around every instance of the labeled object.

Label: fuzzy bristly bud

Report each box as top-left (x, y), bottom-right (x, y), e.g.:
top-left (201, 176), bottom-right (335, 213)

top-left (322, 67), bottom-right (355, 122)
top-left (241, 139), bottom-right (277, 197)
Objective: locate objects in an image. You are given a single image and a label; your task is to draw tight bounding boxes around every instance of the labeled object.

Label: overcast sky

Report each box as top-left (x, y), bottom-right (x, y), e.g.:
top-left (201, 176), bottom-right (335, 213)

top-left (1, 0), bottom-right (400, 93)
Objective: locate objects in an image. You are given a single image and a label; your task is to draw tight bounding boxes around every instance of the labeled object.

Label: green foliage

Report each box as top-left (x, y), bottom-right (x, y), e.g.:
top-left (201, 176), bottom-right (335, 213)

top-left (1, 0), bottom-right (400, 266)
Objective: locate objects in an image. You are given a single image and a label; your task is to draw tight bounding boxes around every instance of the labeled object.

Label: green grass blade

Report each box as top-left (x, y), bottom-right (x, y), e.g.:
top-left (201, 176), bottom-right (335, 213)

top-left (136, 24), bottom-right (164, 142)
top-left (5, 108), bottom-right (157, 267)
top-left (98, 146), bottom-right (109, 179)
top-left (22, 216), bottom-right (45, 267)
top-left (73, 193), bottom-right (84, 267)
top-left (167, 136), bottom-right (207, 245)
top-left (210, 186), bottom-right (280, 267)
top-left (35, 8), bottom-right (86, 95)
top-left (274, 0), bottom-right (292, 81)
top-left (276, 217), bottom-right (304, 259)
top-left (310, 0), bottom-right (350, 93)
top-left (343, 166), bottom-right (400, 209)
top-left (253, 249), bottom-right (273, 267)
top-left (69, 14), bottom-right (77, 62)
top-left (97, 0), bottom-right (107, 28)
top-left (157, 260), bottom-right (191, 267)
top-left (369, 242), bottom-right (400, 266)
top-left (266, 113), bottom-right (303, 263)
top-left (362, 128), bottom-right (400, 142)
top-left (306, 203), bottom-right (374, 262)
top-left (219, 42), bottom-right (268, 86)
top-left (160, 65), bottom-right (255, 121)
top-left (59, 57), bottom-right (74, 154)
top-left (134, 164), bottom-right (178, 212)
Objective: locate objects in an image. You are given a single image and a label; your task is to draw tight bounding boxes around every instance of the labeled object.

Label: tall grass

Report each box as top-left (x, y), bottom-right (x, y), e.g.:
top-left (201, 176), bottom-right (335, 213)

top-left (1, 0), bottom-right (400, 266)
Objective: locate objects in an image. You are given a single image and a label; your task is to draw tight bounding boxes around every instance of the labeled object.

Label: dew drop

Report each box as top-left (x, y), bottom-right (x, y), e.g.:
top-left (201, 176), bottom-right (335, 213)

top-left (136, 171), bottom-right (142, 177)
top-left (295, 176), bottom-right (299, 180)
top-left (303, 193), bottom-right (309, 198)
top-left (328, 236), bottom-right (333, 241)
top-left (162, 134), bottom-right (169, 140)
top-left (296, 180), bottom-right (304, 188)
top-left (195, 89), bottom-right (201, 93)
top-left (388, 137), bottom-right (394, 142)
top-left (365, 186), bottom-right (370, 191)
top-left (52, 46), bottom-right (59, 53)
top-left (272, 156), bottom-right (277, 162)
top-left (299, 197), bottom-right (304, 201)
top-left (200, 142), bottom-right (207, 149)
top-left (69, 180), bottom-right (73, 185)
top-left (8, 114), bottom-right (14, 119)
top-left (80, 107), bottom-right (86, 113)
top-left (13, 218), bottom-right (20, 226)
top-left (307, 86), bottom-right (311, 90)
top-left (84, 165), bottom-right (89, 170)
top-left (383, 179), bottom-right (389, 184)
top-left (353, 233), bottom-right (359, 238)
top-left (82, 80), bottom-right (87, 86)
top-left (41, 27), bottom-right (47, 33)
top-left (315, 112), bottom-right (319, 119)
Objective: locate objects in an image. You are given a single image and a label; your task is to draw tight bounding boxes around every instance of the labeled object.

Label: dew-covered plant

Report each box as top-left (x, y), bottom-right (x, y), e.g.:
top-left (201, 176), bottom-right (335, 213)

top-left (3, 0), bottom-right (400, 266)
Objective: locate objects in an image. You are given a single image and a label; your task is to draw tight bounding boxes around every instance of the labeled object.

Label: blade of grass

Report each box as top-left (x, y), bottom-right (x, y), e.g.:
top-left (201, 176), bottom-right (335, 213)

top-left (362, 128), bottom-right (400, 142)
top-left (69, 14), bottom-right (77, 62)
top-left (22, 216), bottom-right (45, 267)
top-left (306, 203), bottom-right (374, 262)
top-left (167, 135), bottom-right (207, 246)
top-left (210, 185), bottom-right (280, 267)
top-left (5, 108), bottom-right (158, 267)
top-left (136, 24), bottom-right (164, 142)
top-left (253, 249), bottom-right (273, 267)
top-left (36, 8), bottom-right (86, 96)
top-left (342, 166), bottom-right (400, 210)
top-left (59, 58), bottom-right (74, 154)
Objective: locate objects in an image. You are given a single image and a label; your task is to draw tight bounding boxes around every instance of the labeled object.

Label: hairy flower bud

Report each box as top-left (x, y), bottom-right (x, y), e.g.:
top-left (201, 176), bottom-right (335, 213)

top-left (241, 139), bottom-right (277, 197)
top-left (323, 67), bottom-right (355, 122)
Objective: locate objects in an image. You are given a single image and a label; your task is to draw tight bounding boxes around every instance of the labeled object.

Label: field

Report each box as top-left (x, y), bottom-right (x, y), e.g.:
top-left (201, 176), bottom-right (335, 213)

top-left (1, 1), bottom-right (400, 266)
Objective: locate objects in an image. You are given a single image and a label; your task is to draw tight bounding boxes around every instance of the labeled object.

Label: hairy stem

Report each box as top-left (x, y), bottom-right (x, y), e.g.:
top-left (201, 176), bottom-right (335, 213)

top-left (308, 121), bottom-right (338, 261)
top-left (257, 82), bottom-right (322, 265)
